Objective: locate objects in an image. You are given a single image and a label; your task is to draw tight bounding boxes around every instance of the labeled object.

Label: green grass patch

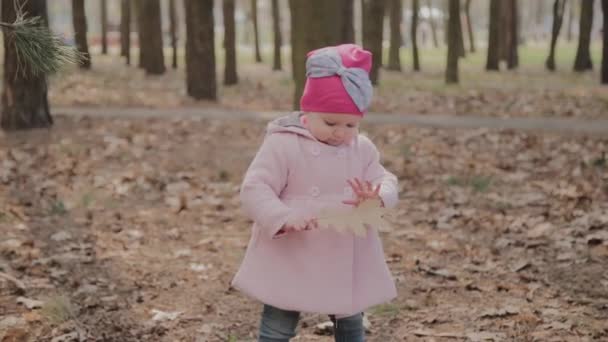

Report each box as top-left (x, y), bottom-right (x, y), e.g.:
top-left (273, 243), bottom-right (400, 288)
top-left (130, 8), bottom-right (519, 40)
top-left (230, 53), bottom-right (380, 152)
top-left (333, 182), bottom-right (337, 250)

top-left (49, 200), bottom-right (67, 216)
top-left (447, 174), bottom-right (493, 193)
top-left (371, 303), bottom-right (401, 316)
top-left (40, 295), bottom-right (75, 324)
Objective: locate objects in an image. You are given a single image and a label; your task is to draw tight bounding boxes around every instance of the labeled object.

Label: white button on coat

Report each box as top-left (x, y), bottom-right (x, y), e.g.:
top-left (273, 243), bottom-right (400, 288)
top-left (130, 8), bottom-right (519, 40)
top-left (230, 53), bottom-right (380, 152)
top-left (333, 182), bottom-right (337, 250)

top-left (310, 186), bottom-right (320, 197)
top-left (311, 146), bottom-right (321, 156)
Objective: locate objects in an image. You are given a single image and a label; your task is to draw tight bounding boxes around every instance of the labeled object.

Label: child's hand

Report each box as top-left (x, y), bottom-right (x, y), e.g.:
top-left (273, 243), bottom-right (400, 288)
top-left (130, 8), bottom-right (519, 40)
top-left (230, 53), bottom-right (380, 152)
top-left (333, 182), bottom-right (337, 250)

top-left (342, 178), bottom-right (384, 207)
top-left (281, 218), bottom-right (318, 233)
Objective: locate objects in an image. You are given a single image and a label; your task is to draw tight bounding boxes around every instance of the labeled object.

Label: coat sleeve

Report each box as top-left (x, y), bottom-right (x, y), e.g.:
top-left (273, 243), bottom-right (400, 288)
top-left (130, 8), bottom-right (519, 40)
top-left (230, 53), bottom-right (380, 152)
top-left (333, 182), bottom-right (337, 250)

top-left (240, 133), bottom-right (295, 239)
top-left (360, 136), bottom-right (399, 209)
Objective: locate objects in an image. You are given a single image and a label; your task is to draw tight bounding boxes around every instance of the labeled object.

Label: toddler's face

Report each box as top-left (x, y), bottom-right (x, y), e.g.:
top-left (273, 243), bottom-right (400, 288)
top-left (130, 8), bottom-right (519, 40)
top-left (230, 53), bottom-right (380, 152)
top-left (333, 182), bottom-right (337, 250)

top-left (304, 113), bottom-right (361, 146)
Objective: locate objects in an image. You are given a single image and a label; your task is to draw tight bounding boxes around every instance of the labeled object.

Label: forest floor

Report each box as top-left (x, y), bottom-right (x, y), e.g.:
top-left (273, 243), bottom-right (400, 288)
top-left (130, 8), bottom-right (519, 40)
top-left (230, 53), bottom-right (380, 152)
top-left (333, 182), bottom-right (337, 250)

top-left (1, 55), bottom-right (608, 341)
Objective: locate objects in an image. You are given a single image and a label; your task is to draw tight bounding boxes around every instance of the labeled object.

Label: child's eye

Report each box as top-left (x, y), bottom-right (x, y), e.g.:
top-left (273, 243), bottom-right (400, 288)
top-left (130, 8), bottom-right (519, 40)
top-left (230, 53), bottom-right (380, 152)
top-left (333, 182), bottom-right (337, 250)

top-left (325, 121), bottom-right (336, 126)
top-left (347, 124), bottom-right (355, 128)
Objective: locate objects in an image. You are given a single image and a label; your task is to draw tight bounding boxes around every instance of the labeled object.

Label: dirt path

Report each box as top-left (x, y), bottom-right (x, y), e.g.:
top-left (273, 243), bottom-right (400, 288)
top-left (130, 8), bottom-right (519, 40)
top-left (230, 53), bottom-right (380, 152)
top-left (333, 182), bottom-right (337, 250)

top-left (55, 106), bottom-right (608, 136)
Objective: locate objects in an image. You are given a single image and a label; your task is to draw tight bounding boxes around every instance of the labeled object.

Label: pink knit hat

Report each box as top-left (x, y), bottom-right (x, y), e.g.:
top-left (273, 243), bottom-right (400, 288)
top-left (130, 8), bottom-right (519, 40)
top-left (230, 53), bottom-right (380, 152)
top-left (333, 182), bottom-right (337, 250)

top-left (300, 44), bottom-right (373, 116)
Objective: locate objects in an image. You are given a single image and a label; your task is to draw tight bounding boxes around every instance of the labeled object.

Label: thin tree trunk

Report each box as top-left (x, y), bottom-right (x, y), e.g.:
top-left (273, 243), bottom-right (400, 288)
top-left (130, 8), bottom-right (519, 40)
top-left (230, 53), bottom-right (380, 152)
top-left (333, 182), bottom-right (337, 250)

top-left (101, 0), bottom-right (108, 54)
top-left (136, 0), bottom-right (165, 74)
top-left (120, 0), bottom-right (131, 64)
top-left (362, 0), bottom-right (386, 84)
top-left (224, 0), bottom-right (238, 84)
top-left (252, 0), bottom-right (262, 62)
top-left (411, 0), bottom-right (420, 71)
top-left (457, 3), bottom-right (465, 57)
top-left (271, 0), bottom-right (282, 70)
top-left (72, 0), bottom-right (91, 69)
top-left (185, 0), bottom-right (216, 99)
top-left (506, 0), bottom-right (519, 69)
top-left (574, 0), bottom-right (594, 71)
top-left (342, 0), bottom-right (355, 43)
top-left (602, 0), bottom-right (608, 83)
top-left (446, 0), bottom-right (460, 83)
top-left (388, 0), bottom-right (402, 70)
top-left (169, 0), bottom-right (178, 69)
top-left (289, 0), bottom-right (344, 108)
top-left (546, 0), bottom-right (566, 71)
top-left (464, 0), bottom-right (475, 52)
top-left (486, 0), bottom-right (500, 70)
top-left (427, 0), bottom-right (439, 47)
top-left (1, 0), bottom-right (52, 130)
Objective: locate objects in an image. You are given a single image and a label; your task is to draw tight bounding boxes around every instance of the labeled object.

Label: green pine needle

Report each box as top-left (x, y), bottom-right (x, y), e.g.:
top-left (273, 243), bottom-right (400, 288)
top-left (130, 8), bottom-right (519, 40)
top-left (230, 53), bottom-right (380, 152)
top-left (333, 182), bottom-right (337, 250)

top-left (1, 15), bottom-right (83, 77)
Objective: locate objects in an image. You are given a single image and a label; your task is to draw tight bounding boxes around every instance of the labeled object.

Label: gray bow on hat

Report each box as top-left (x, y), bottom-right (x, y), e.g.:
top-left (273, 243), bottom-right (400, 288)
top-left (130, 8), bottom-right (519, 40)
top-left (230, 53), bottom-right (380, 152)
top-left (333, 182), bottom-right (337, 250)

top-left (305, 48), bottom-right (373, 112)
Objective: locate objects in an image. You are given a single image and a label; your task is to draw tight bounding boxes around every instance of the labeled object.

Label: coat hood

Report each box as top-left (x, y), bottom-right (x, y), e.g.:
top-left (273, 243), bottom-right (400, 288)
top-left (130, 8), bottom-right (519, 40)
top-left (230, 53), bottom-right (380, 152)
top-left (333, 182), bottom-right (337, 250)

top-left (266, 112), bottom-right (316, 141)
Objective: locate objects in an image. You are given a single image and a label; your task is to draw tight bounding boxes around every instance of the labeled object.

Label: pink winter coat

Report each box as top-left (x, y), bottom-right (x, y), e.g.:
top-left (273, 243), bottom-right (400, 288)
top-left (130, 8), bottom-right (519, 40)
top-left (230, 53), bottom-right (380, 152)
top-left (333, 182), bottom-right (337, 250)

top-left (231, 112), bottom-right (399, 316)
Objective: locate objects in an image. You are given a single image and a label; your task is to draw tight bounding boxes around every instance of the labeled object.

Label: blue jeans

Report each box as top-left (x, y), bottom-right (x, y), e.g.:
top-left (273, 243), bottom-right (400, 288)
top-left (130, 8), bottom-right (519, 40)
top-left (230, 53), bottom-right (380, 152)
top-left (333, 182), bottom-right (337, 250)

top-left (258, 304), bottom-right (365, 342)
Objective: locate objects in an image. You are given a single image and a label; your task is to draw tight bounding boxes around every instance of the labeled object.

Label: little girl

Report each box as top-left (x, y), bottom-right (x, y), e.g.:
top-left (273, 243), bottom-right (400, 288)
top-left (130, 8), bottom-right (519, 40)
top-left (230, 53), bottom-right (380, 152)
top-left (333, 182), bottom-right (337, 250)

top-left (232, 44), bottom-right (399, 341)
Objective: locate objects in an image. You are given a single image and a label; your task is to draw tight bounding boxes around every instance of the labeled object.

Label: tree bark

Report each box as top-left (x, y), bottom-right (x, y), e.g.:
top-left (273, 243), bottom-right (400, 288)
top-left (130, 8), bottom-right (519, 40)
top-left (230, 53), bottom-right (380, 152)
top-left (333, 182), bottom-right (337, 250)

top-left (271, 0), bottom-right (282, 70)
top-left (1, 0), bottom-right (52, 130)
top-left (387, 0), bottom-right (402, 70)
top-left (457, 1), bottom-right (465, 57)
top-left (136, 0), bottom-right (165, 74)
top-left (574, 0), bottom-right (594, 71)
top-left (120, 0), bottom-right (131, 64)
top-left (446, 0), bottom-right (460, 83)
top-left (101, 0), bottom-right (108, 54)
top-left (252, 0), bottom-right (262, 62)
top-left (223, 0), bottom-right (238, 84)
top-left (427, 0), bottom-right (439, 47)
top-left (289, 0), bottom-right (345, 109)
top-left (505, 0), bottom-right (518, 69)
top-left (72, 0), bottom-right (91, 69)
top-left (169, 0), bottom-right (178, 69)
top-left (602, 0), bottom-right (608, 83)
top-left (464, 0), bottom-right (475, 52)
top-left (362, 0), bottom-right (386, 84)
top-left (185, 0), bottom-right (216, 99)
top-left (341, 0), bottom-right (355, 43)
top-left (486, 0), bottom-right (500, 70)
top-left (411, 0), bottom-right (420, 71)
top-left (546, 0), bottom-right (566, 71)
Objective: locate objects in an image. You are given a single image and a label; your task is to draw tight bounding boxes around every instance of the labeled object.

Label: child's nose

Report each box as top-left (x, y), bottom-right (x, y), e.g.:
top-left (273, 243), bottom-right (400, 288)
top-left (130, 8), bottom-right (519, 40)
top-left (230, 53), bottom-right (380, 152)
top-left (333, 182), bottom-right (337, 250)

top-left (333, 128), bottom-right (345, 138)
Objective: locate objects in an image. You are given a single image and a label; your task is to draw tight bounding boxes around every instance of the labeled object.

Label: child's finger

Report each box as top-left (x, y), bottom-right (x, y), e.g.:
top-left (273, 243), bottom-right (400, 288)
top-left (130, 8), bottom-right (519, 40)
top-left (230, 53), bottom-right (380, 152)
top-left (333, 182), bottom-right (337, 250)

top-left (365, 181), bottom-right (373, 192)
top-left (354, 178), bottom-right (364, 191)
top-left (342, 199), bottom-right (359, 206)
top-left (373, 184), bottom-right (381, 195)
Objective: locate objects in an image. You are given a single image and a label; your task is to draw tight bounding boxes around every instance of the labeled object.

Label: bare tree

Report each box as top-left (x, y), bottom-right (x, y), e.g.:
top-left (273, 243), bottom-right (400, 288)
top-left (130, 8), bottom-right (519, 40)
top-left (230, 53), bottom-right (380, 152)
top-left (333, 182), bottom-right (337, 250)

top-left (464, 0), bottom-right (475, 52)
top-left (1, 0), bottom-right (52, 130)
top-left (446, 0), bottom-right (461, 83)
top-left (223, 0), bottom-right (238, 84)
top-left (252, 0), bottom-right (262, 62)
top-left (185, 0), bottom-right (216, 99)
top-left (486, 0), bottom-right (500, 70)
top-left (546, 0), bottom-right (566, 71)
top-left (169, 0), bottom-right (178, 69)
top-left (574, 0), bottom-right (594, 71)
top-left (602, 0), bottom-right (608, 83)
top-left (271, 0), bottom-right (282, 70)
top-left (341, 0), bottom-right (355, 43)
top-left (101, 0), bottom-right (107, 54)
top-left (136, 0), bottom-right (165, 74)
top-left (72, 0), bottom-right (91, 69)
top-left (362, 0), bottom-right (386, 84)
top-left (411, 0), bottom-right (420, 70)
top-left (387, 0), bottom-right (402, 70)
top-left (120, 0), bottom-right (131, 64)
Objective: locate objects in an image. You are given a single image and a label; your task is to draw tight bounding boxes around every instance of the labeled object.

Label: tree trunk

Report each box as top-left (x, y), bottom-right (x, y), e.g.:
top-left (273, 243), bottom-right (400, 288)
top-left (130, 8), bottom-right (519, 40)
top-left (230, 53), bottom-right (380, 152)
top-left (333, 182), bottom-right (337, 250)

top-left (566, 0), bottom-right (575, 41)
top-left (72, 0), bottom-right (91, 69)
top-left (486, 0), bottom-right (500, 70)
top-left (1, 0), bottom-right (52, 130)
top-left (252, 0), bottom-right (262, 62)
top-left (427, 0), bottom-right (439, 47)
top-left (362, 0), bottom-right (386, 84)
top-left (101, 0), bottom-right (108, 54)
top-left (185, 0), bottom-right (216, 99)
top-left (341, 0), bottom-right (355, 43)
top-left (602, 0), bottom-right (608, 83)
top-left (169, 0), bottom-right (178, 69)
top-left (457, 2), bottom-right (465, 57)
top-left (120, 0), bottom-right (131, 64)
top-left (271, 0), bottom-right (282, 70)
top-left (224, 0), bottom-right (238, 84)
top-left (464, 0), bottom-right (475, 52)
top-left (574, 0), bottom-right (594, 71)
top-left (137, 0), bottom-right (165, 74)
top-left (387, 0), bottom-right (402, 70)
top-left (546, 0), bottom-right (566, 71)
top-left (289, 0), bottom-right (345, 109)
top-left (506, 0), bottom-right (519, 69)
top-left (411, 0), bottom-right (420, 71)
top-left (446, 0), bottom-right (460, 83)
